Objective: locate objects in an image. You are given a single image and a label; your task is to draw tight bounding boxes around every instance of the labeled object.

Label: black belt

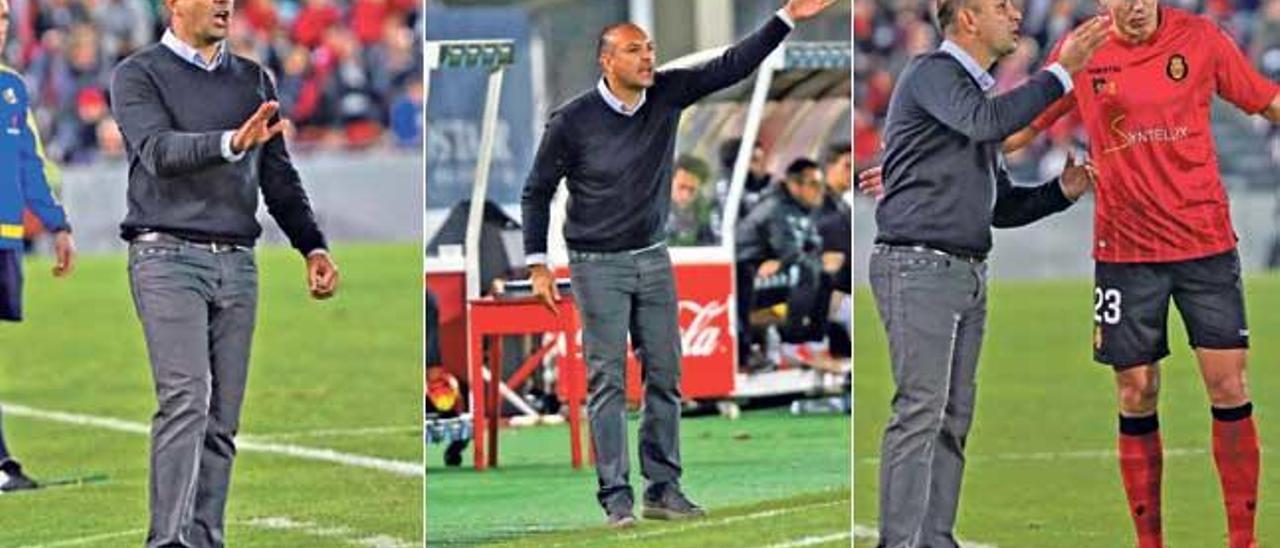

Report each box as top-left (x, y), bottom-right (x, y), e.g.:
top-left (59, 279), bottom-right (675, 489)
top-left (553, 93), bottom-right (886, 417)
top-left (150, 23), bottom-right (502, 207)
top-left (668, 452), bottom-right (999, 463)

top-left (875, 243), bottom-right (986, 264)
top-left (132, 231), bottom-right (248, 253)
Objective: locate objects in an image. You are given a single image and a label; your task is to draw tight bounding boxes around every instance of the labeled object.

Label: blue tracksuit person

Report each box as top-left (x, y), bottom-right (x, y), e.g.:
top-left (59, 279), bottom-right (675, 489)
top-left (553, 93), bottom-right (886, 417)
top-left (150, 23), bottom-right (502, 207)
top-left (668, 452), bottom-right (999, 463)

top-left (0, 46), bottom-right (77, 490)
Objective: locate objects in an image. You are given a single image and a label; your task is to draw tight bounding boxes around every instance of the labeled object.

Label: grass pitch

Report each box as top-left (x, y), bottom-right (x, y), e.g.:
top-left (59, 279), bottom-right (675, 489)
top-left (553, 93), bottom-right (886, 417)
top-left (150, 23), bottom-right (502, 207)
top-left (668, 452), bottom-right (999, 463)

top-left (426, 408), bottom-right (851, 546)
top-left (854, 274), bottom-right (1280, 547)
top-left (0, 243), bottom-right (422, 546)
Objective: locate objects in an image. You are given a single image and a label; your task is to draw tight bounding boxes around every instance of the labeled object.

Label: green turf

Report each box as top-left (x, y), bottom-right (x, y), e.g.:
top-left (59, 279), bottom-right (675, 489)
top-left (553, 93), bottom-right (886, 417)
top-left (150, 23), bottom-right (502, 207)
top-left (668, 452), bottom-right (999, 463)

top-left (854, 274), bottom-right (1280, 547)
top-left (426, 409), bottom-right (851, 546)
top-left (0, 243), bottom-right (422, 546)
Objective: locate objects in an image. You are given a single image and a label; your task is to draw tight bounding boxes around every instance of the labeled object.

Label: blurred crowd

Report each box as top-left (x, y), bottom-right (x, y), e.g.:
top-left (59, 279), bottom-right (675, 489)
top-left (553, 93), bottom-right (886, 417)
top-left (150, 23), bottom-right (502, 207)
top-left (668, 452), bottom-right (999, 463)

top-left (1, 0), bottom-right (424, 165)
top-left (854, 0), bottom-right (1279, 179)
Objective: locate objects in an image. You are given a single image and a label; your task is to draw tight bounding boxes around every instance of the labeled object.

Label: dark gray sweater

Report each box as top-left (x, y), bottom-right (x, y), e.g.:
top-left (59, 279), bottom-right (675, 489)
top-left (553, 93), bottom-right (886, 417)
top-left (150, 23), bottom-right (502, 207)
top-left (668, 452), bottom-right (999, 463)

top-left (521, 15), bottom-right (791, 257)
top-left (874, 50), bottom-right (1073, 258)
top-left (110, 44), bottom-right (326, 254)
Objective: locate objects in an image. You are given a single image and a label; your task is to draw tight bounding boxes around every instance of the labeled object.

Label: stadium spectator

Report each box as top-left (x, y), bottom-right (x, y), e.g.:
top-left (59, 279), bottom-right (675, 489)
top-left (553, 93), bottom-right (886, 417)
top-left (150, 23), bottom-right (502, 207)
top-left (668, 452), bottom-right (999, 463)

top-left (389, 75), bottom-right (422, 148)
top-left (735, 158), bottom-right (835, 372)
top-left (667, 154), bottom-right (716, 247)
top-left (713, 137), bottom-right (774, 223)
top-left (2, 0), bottom-right (421, 162)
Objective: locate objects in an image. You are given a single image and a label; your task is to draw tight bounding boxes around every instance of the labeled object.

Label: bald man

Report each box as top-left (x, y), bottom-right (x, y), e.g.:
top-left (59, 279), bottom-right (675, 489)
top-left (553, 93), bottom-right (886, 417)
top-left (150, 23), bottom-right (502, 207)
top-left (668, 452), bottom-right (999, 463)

top-left (521, 0), bottom-right (837, 528)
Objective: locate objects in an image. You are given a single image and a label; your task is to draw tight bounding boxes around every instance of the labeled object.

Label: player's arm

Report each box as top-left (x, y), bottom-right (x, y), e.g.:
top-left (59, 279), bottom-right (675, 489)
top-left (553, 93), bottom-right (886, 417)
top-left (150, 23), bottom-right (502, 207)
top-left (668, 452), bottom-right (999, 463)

top-left (1261, 94), bottom-right (1280, 123)
top-left (1209, 22), bottom-right (1280, 123)
top-left (1002, 35), bottom-right (1079, 153)
top-left (109, 60), bottom-right (236, 177)
top-left (17, 107), bottom-right (74, 276)
top-left (661, 0), bottom-right (835, 108)
top-left (520, 114), bottom-right (571, 314)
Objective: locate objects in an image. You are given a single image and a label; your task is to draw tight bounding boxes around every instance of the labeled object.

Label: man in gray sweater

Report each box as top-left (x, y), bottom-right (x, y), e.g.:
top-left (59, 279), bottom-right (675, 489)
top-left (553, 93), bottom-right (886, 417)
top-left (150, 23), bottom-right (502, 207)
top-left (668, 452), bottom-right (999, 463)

top-left (869, 1), bottom-right (1108, 546)
top-left (110, 0), bottom-right (338, 545)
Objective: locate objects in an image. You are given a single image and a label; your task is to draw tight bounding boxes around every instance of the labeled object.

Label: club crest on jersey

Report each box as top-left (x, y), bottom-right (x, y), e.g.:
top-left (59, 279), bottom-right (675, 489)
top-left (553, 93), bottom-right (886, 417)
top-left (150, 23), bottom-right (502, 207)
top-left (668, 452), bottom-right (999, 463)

top-left (1166, 54), bottom-right (1188, 82)
top-left (1, 88), bottom-right (15, 105)
top-left (1092, 77), bottom-right (1116, 95)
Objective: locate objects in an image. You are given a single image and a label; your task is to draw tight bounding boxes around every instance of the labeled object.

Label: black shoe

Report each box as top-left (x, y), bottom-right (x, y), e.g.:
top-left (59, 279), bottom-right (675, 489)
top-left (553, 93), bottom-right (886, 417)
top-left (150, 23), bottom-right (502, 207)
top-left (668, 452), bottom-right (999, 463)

top-left (605, 508), bottom-right (636, 529)
top-left (0, 460), bottom-right (38, 493)
top-left (443, 440), bottom-right (466, 467)
top-left (642, 488), bottom-right (706, 520)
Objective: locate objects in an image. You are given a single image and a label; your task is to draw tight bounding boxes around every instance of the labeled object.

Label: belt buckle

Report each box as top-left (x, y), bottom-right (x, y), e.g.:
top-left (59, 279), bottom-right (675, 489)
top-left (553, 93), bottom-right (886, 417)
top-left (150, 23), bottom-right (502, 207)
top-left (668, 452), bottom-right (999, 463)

top-left (134, 232), bottom-right (163, 243)
top-left (209, 241), bottom-right (234, 253)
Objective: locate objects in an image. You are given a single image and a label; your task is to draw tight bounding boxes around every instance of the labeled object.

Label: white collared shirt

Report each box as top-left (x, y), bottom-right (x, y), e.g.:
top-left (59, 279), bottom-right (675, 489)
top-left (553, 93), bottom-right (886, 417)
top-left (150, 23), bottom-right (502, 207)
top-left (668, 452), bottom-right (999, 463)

top-left (597, 78), bottom-right (647, 117)
top-left (939, 39), bottom-right (1072, 94)
top-left (161, 29), bottom-right (225, 72)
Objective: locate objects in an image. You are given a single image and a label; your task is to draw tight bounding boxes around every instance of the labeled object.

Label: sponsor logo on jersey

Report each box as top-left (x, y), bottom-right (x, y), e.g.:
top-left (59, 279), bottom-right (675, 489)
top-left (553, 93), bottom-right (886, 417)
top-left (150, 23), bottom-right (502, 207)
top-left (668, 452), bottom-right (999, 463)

top-left (1103, 114), bottom-right (1191, 154)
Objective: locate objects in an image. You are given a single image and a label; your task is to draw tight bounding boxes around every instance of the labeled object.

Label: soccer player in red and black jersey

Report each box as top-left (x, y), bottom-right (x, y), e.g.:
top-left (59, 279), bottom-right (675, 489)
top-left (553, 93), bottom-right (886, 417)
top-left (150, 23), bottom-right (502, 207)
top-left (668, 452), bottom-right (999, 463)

top-left (1003, 1), bottom-right (1280, 546)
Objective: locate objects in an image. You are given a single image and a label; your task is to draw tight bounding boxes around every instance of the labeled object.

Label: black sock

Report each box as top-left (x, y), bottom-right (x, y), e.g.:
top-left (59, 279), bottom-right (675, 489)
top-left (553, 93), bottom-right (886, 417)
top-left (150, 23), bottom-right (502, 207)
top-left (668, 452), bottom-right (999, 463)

top-left (1119, 413), bottom-right (1160, 436)
top-left (1211, 402), bottom-right (1253, 422)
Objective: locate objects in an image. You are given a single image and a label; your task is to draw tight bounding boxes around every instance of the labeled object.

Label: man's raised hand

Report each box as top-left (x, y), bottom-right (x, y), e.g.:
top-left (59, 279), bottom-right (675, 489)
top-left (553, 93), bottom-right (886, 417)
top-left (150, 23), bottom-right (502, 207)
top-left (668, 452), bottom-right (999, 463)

top-left (231, 101), bottom-right (288, 153)
top-left (783, 0), bottom-right (837, 22)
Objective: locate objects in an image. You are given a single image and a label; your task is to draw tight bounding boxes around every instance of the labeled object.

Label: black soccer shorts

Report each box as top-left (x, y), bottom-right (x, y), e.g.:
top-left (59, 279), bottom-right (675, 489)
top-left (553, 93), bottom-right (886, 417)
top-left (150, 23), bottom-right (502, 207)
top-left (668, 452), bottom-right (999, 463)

top-left (1093, 249), bottom-right (1248, 368)
top-left (0, 249), bottom-right (21, 322)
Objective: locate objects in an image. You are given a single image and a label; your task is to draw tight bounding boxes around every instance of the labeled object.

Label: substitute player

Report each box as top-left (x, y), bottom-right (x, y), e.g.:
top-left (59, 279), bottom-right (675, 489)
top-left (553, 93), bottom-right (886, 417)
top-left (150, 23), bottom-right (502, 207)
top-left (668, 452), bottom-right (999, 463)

top-left (522, 0), bottom-right (836, 528)
top-left (0, 0), bottom-right (75, 493)
top-left (861, 1), bottom-right (1280, 545)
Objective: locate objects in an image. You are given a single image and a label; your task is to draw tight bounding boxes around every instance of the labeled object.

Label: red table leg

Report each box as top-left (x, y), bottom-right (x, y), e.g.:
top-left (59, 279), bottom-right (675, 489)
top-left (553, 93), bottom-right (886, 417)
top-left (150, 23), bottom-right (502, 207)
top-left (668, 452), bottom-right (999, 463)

top-left (468, 320), bottom-right (487, 471)
top-left (487, 338), bottom-right (502, 468)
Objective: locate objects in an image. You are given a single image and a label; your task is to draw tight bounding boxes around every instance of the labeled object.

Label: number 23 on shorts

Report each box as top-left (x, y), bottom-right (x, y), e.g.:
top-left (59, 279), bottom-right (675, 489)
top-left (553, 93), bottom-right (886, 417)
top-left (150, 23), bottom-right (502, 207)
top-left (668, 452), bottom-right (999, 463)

top-left (1095, 287), bottom-right (1122, 325)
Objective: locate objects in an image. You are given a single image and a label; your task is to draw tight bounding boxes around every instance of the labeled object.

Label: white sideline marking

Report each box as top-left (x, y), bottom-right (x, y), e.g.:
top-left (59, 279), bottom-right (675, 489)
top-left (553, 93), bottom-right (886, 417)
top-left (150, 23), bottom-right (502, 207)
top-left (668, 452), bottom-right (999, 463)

top-left (242, 425), bottom-right (421, 442)
top-left (609, 500), bottom-right (845, 542)
top-left (244, 516), bottom-right (416, 548)
top-left (766, 531), bottom-right (853, 547)
top-left (854, 523), bottom-right (997, 548)
top-left (17, 529), bottom-right (146, 548)
top-left (858, 447), bottom-right (1207, 465)
top-left (1, 402), bottom-right (422, 477)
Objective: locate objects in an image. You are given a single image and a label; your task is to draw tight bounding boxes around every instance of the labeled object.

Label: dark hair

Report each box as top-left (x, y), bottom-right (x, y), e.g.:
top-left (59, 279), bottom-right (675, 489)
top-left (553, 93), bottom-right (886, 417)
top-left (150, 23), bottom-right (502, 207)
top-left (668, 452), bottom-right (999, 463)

top-left (933, 0), bottom-right (970, 34)
top-left (718, 138), bottom-right (764, 171)
top-left (675, 154), bottom-right (711, 184)
top-left (597, 22), bottom-right (634, 57)
top-left (785, 158), bottom-right (821, 181)
top-left (823, 141), bottom-right (851, 166)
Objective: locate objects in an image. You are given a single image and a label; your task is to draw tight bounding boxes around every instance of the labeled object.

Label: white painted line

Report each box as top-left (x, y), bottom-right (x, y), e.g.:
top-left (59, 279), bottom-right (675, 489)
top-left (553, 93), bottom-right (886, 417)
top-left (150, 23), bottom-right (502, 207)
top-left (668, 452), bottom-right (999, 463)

top-left (16, 529), bottom-right (146, 548)
top-left (242, 425), bottom-right (421, 442)
top-left (858, 447), bottom-right (1206, 465)
top-left (612, 500), bottom-right (846, 542)
top-left (766, 531), bottom-right (852, 547)
top-left (243, 516), bottom-right (416, 548)
top-left (854, 523), bottom-right (997, 548)
top-left (1, 402), bottom-right (422, 477)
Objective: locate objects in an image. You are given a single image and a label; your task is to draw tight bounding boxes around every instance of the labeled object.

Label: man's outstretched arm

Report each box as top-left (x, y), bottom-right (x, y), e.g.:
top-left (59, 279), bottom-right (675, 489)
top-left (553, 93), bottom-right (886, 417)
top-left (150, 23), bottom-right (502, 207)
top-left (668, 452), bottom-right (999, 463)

top-left (662, 0), bottom-right (835, 108)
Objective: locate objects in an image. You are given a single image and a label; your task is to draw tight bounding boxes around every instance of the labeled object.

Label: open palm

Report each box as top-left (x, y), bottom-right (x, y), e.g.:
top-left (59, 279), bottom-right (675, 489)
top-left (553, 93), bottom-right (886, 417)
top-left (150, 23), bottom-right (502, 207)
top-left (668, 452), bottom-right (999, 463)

top-left (784, 0), bottom-right (837, 21)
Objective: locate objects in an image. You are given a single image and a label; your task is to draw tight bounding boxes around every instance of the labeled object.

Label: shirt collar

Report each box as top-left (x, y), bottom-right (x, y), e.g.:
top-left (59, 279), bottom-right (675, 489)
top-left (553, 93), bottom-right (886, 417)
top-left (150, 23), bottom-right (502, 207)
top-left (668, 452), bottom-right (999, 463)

top-left (597, 78), bottom-right (646, 117)
top-left (161, 28), bottom-right (225, 71)
top-left (939, 40), bottom-right (996, 92)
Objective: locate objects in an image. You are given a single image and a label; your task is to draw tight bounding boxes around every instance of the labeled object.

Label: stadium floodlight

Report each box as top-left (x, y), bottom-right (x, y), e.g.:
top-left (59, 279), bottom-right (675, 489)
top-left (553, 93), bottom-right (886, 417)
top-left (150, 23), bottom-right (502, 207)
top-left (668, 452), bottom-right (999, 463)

top-left (425, 39), bottom-right (515, 300)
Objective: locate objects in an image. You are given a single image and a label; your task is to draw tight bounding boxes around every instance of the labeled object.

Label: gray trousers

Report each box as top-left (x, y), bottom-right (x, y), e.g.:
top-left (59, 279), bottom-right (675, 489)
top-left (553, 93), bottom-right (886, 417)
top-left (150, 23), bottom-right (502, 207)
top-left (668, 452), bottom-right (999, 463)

top-left (128, 239), bottom-right (257, 548)
top-left (869, 246), bottom-right (987, 548)
top-left (568, 244), bottom-right (683, 513)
